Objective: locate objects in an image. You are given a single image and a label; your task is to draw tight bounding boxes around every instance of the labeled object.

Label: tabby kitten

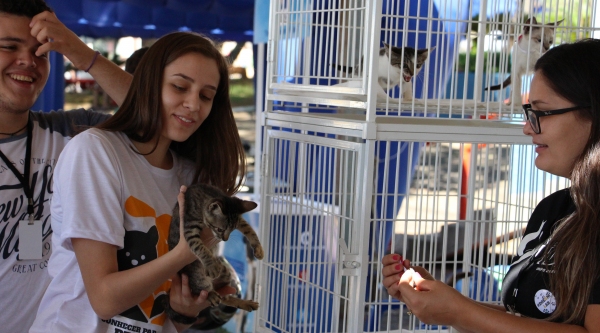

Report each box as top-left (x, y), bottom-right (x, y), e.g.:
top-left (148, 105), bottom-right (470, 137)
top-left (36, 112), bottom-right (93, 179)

top-left (333, 43), bottom-right (435, 102)
top-left (485, 17), bottom-right (563, 105)
top-left (164, 183), bottom-right (263, 322)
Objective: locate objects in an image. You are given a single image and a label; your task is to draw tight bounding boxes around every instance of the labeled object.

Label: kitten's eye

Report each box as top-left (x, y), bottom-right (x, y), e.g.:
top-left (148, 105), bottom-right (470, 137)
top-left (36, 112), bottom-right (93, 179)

top-left (535, 38), bottom-right (541, 43)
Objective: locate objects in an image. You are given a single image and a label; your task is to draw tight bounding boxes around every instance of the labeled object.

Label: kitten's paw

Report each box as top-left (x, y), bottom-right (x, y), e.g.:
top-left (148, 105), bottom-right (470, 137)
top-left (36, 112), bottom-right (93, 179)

top-left (207, 291), bottom-right (222, 307)
top-left (253, 245), bottom-right (264, 260)
top-left (239, 300), bottom-right (260, 312)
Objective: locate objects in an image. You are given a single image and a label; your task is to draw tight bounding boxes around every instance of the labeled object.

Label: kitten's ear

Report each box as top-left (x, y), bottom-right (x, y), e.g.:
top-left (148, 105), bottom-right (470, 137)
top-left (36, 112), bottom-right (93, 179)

top-left (382, 42), bottom-right (390, 55)
top-left (524, 17), bottom-right (537, 34)
top-left (208, 200), bottom-right (224, 215)
top-left (417, 47), bottom-right (433, 61)
top-left (417, 46), bottom-right (435, 55)
top-left (241, 200), bottom-right (258, 213)
top-left (552, 19), bottom-right (564, 27)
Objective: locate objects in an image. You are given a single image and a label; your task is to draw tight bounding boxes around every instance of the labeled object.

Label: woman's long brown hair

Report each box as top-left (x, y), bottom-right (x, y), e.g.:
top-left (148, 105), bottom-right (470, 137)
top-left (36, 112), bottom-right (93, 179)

top-left (534, 38), bottom-right (600, 325)
top-left (96, 32), bottom-right (245, 195)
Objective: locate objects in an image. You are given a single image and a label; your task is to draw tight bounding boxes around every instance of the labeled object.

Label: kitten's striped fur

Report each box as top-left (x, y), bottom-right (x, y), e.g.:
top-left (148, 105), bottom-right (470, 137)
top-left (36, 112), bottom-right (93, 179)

top-left (165, 183), bottom-right (263, 319)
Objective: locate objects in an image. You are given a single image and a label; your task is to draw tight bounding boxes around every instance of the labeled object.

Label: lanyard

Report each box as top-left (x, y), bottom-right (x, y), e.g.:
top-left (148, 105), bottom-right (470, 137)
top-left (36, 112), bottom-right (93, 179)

top-left (0, 114), bottom-right (34, 223)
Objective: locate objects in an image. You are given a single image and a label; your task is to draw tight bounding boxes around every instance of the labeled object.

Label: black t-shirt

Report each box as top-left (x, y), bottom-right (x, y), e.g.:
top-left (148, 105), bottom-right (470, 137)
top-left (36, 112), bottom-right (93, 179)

top-left (501, 188), bottom-right (600, 319)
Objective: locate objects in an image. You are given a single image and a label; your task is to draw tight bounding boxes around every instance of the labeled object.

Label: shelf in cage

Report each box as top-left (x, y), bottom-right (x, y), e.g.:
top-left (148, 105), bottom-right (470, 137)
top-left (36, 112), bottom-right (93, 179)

top-left (268, 89), bottom-right (522, 116)
top-left (265, 111), bottom-right (530, 143)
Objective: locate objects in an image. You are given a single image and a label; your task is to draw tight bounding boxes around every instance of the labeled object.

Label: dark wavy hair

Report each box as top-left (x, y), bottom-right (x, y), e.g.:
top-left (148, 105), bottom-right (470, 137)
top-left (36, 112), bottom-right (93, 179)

top-left (534, 38), bottom-right (600, 325)
top-left (0, 0), bottom-right (53, 17)
top-left (97, 32), bottom-right (245, 195)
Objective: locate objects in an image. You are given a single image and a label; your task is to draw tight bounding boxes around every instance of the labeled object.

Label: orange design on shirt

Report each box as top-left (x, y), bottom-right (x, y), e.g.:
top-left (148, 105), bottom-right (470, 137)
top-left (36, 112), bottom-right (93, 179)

top-left (124, 196), bottom-right (174, 325)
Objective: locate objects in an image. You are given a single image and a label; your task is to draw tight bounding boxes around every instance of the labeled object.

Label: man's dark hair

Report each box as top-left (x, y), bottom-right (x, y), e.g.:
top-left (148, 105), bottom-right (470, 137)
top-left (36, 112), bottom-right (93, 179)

top-left (0, 0), bottom-right (53, 18)
top-left (125, 47), bottom-right (149, 74)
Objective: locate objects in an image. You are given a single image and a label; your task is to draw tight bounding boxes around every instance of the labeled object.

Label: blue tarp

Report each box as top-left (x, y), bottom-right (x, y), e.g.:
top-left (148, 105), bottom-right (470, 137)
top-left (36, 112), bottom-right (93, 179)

top-left (46, 0), bottom-right (256, 42)
top-left (35, 0), bottom-right (258, 112)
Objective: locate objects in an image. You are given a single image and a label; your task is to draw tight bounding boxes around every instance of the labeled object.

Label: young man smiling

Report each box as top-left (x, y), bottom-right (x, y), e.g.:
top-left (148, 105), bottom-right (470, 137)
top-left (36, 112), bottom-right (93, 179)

top-left (0, 1), bottom-right (131, 332)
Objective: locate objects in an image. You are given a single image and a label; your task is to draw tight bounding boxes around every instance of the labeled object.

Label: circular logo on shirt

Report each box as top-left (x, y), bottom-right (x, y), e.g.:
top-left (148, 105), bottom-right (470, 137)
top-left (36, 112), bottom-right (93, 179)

top-left (534, 289), bottom-right (556, 314)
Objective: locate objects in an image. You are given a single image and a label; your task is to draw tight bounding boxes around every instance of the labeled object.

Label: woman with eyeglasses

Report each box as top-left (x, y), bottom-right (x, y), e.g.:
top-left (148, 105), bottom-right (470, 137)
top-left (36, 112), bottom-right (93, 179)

top-left (381, 38), bottom-right (600, 332)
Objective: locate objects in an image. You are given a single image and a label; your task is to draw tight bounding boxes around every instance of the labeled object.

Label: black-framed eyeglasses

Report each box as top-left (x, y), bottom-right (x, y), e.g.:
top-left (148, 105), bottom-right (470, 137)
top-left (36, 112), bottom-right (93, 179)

top-left (522, 104), bottom-right (590, 134)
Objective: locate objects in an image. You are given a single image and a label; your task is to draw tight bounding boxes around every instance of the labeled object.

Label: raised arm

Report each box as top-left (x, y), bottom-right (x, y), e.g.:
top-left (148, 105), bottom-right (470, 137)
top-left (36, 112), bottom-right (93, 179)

top-left (28, 11), bottom-right (132, 106)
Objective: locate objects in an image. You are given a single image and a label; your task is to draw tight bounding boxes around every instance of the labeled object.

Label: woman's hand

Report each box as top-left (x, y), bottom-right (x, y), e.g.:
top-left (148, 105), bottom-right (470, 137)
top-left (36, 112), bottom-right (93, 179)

top-left (398, 268), bottom-right (465, 326)
top-left (169, 274), bottom-right (209, 318)
top-left (173, 186), bottom-right (198, 265)
top-left (381, 253), bottom-right (434, 301)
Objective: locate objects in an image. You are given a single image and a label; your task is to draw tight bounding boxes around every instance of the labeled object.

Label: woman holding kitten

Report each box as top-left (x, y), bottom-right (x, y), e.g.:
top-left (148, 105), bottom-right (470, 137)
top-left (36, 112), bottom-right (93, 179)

top-left (31, 32), bottom-right (246, 333)
top-left (382, 39), bottom-right (600, 332)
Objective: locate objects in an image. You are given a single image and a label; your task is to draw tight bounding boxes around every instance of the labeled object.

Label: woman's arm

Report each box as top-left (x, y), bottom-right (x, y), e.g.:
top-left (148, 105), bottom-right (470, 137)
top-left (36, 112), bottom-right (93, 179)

top-left (399, 269), bottom-right (599, 333)
top-left (72, 188), bottom-right (202, 320)
top-left (72, 237), bottom-right (196, 320)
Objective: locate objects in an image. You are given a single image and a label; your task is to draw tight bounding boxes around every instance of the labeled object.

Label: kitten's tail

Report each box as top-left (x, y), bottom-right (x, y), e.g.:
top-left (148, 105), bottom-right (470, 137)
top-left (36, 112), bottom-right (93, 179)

top-left (485, 76), bottom-right (512, 91)
top-left (331, 63), bottom-right (354, 74)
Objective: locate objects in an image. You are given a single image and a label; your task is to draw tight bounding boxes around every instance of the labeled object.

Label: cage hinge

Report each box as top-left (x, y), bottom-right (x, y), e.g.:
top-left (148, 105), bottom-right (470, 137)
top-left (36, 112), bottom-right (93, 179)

top-left (339, 238), bottom-right (363, 276)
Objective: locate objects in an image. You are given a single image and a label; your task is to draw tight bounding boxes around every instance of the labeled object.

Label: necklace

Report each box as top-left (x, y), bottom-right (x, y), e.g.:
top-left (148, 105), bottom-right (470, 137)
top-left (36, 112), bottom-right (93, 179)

top-left (0, 122), bottom-right (28, 137)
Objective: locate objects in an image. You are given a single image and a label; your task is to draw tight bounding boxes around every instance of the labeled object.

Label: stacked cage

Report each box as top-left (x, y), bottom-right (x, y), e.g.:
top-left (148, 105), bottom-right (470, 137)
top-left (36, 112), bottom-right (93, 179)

top-left (255, 0), bottom-right (597, 332)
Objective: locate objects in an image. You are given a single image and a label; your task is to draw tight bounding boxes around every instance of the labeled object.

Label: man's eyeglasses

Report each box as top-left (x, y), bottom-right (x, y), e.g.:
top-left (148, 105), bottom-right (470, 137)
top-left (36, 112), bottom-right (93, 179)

top-left (521, 104), bottom-right (589, 134)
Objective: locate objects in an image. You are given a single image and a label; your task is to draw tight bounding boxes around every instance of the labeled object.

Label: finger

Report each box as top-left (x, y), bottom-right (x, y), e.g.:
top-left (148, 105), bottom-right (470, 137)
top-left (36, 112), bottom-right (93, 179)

top-left (35, 43), bottom-right (51, 58)
top-left (29, 11), bottom-right (54, 29)
top-left (381, 253), bottom-right (403, 265)
top-left (180, 274), bottom-right (192, 298)
top-left (30, 12), bottom-right (56, 40)
top-left (412, 266), bottom-right (435, 281)
top-left (398, 268), bottom-right (418, 294)
top-left (383, 275), bottom-right (402, 300)
top-left (216, 285), bottom-right (237, 297)
top-left (195, 290), bottom-right (209, 306)
top-left (412, 272), bottom-right (434, 292)
top-left (382, 261), bottom-right (406, 278)
top-left (169, 273), bottom-right (182, 300)
top-left (178, 185), bottom-right (187, 235)
top-left (171, 273), bottom-right (182, 290)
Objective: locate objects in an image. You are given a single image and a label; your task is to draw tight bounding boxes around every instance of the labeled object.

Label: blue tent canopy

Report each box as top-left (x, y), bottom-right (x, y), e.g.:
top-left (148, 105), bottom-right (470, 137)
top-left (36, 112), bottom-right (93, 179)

top-left (35, 0), bottom-right (258, 112)
top-left (46, 0), bottom-right (256, 42)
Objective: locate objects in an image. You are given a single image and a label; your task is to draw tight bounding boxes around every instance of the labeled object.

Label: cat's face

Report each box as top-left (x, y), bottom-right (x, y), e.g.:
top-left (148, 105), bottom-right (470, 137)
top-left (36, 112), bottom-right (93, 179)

top-left (385, 43), bottom-right (434, 82)
top-left (523, 17), bottom-right (563, 53)
top-left (205, 198), bottom-right (257, 241)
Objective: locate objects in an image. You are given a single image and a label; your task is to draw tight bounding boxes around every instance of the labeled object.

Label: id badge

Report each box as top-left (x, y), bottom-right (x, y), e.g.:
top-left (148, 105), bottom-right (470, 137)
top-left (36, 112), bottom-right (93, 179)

top-left (19, 218), bottom-right (43, 260)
